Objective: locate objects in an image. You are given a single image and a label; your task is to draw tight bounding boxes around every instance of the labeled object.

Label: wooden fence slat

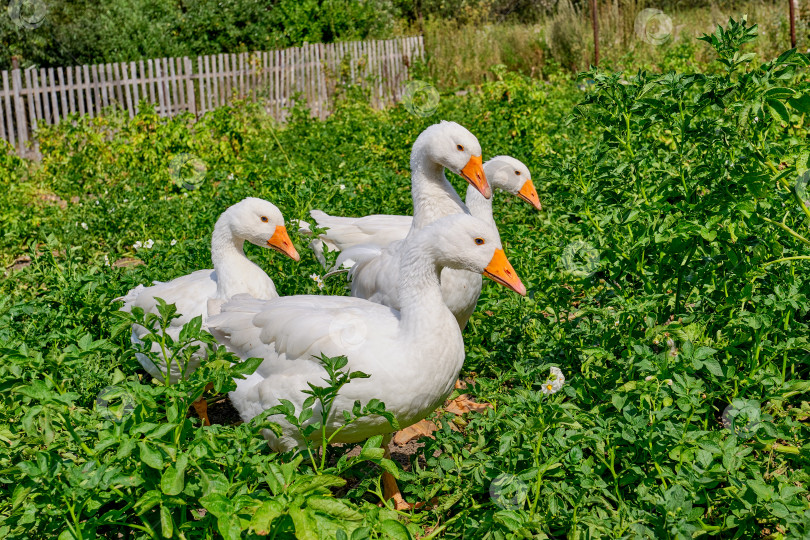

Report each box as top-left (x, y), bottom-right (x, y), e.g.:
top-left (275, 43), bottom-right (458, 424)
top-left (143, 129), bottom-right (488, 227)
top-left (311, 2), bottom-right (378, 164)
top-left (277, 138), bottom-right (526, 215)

top-left (81, 65), bottom-right (92, 116)
top-left (122, 62), bottom-right (134, 118)
top-left (39, 68), bottom-right (52, 124)
top-left (2, 71), bottom-right (13, 147)
top-left (196, 56), bottom-right (206, 115)
top-left (25, 69), bottom-right (39, 135)
top-left (57, 67), bottom-right (68, 117)
top-left (47, 68), bottom-right (59, 123)
top-left (92, 64), bottom-right (103, 114)
top-left (184, 57), bottom-right (195, 116)
top-left (98, 63), bottom-right (109, 109)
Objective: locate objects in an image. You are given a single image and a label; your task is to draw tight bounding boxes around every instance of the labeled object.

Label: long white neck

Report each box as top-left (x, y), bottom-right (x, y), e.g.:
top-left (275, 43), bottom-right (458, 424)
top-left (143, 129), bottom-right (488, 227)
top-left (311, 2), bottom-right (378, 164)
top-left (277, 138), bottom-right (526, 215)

top-left (210, 217), bottom-right (262, 299)
top-left (410, 146), bottom-right (467, 230)
top-left (465, 183), bottom-right (494, 223)
top-left (396, 235), bottom-right (458, 337)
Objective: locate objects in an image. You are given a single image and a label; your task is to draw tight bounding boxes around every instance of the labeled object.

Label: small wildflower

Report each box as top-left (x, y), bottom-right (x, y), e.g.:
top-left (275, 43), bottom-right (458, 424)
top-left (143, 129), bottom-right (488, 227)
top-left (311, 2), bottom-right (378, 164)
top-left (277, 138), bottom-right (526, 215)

top-left (754, 116), bottom-right (759, 122)
top-left (170, 239), bottom-right (177, 246)
top-left (541, 366), bottom-right (565, 395)
top-left (80, 222), bottom-right (88, 230)
top-left (664, 379), bottom-right (673, 386)
top-left (144, 239), bottom-right (154, 249)
top-left (645, 375), bottom-right (655, 381)
top-left (95, 200), bottom-right (99, 205)
top-left (310, 273), bottom-right (325, 290)
top-left (123, 198), bottom-right (129, 203)
top-left (339, 184), bottom-right (346, 191)
top-left (227, 173), bottom-right (235, 180)
top-left (104, 254), bottom-right (110, 266)
top-left (133, 241), bottom-right (142, 250)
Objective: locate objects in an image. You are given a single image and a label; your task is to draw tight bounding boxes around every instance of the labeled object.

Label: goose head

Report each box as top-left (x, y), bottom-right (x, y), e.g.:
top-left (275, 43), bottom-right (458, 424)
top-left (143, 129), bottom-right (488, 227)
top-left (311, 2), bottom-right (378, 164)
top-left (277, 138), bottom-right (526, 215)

top-left (218, 197), bottom-right (300, 261)
top-left (413, 121), bottom-right (491, 199)
top-left (426, 214), bottom-right (526, 296)
top-left (485, 156), bottom-right (541, 210)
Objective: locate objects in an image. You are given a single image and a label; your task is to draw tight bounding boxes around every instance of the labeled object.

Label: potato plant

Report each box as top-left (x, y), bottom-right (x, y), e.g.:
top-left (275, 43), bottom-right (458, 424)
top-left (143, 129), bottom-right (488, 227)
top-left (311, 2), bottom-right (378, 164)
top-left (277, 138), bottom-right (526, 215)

top-left (0, 19), bottom-right (808, 539)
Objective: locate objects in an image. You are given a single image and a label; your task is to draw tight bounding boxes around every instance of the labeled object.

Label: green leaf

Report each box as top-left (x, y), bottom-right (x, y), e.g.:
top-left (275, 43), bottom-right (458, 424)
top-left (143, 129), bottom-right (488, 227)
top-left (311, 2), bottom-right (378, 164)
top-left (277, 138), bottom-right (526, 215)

top-left (380, 519), bottom-right (412, 540)
top-left (702, 358), bottom-right (724, 377)
top-left (200, 493), bottom-right (235, 519)
top-left (788, 93), bottom-right (810, 113)
top-left (138, 441), bottom-right (164, 469)
top-left (763, 87), bottom-right (795, 100)
top-left (306, 496), bottom-right (363, 520)
top-left (135, 490), bottom-right (162, 515)
top-left (160, 454), bottom-right (187, 496)
top-left (160, 504), bottom-right (174, 538)
top-left (249, 500), bottom-right (285, 536)
top-left (767, 99), bottom-right (790, 124)
top-left (289, 474), bottom-right (346, 497)
top-left (289, 506), bottom-right (318, 540)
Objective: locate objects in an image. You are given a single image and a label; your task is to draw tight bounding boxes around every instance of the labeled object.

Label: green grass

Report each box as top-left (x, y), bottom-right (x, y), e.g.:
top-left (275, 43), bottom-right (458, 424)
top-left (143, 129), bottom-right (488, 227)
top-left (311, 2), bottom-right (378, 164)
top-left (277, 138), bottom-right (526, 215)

top-left (1, 18), bottom-right (809, 539)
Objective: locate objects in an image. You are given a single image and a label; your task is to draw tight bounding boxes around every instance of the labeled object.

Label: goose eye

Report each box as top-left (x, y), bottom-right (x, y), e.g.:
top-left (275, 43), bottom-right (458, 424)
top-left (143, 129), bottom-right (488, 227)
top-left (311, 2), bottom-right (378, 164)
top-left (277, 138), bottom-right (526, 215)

top-left (260, 216), bottom-right (269, 223)
top-left (474, 237), bottom-right (485, 245)
top-left (515, 170), bottom-right (521, 175)
top-left (457, 144), bottom-right (464, 151)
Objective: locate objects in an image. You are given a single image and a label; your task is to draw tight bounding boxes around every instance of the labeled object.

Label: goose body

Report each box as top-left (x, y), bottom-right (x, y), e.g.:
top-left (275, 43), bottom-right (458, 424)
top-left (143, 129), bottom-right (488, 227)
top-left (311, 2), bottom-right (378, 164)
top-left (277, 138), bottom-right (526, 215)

top-left (117, 197), bottom-right (299, 383)
top-left (335, 157), bottom-right (538, 328)
top-left (207, 214), bottom-right (526, 452)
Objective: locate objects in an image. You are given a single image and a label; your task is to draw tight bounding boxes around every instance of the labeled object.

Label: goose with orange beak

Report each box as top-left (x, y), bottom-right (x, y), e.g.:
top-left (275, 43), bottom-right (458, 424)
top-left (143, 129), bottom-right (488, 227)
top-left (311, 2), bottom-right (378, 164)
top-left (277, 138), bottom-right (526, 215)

top-left (208, 213), bottom-right (525, 510)
top-left (330, 155), bottom-right (537, 329)
top-left (117, 197), bottom-right (300, 425)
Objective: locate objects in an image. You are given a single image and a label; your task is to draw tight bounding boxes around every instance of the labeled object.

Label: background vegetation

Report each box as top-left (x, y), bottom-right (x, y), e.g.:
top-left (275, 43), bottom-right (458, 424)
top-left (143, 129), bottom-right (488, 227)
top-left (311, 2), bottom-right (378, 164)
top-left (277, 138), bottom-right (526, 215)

top-left (1, 17), bottom-right (809, 538)
top-left (3, 0), bottom-right (806, 87)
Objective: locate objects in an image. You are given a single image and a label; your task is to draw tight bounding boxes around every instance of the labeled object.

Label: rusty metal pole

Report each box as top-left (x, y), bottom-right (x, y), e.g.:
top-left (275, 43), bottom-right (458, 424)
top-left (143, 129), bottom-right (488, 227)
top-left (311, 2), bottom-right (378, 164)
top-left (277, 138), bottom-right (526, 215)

top-left (591, 0), bottom-right (599, 67)
top-left (789, 0), bottom-right (797, 48)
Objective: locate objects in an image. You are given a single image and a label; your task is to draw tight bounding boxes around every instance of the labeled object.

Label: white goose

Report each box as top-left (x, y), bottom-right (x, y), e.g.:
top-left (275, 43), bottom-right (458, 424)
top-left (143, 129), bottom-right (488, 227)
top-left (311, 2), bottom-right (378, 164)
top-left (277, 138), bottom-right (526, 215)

top-left (304, 121), bottom-right (490, 264)
top-left (333, 157), bottom-right (538, 329)
top-left (310, 155), bottom-right (540, 259)
top-left (118, 198), bottom-right (300, 422)
top-left (207, 213), bottom-right (525, 508)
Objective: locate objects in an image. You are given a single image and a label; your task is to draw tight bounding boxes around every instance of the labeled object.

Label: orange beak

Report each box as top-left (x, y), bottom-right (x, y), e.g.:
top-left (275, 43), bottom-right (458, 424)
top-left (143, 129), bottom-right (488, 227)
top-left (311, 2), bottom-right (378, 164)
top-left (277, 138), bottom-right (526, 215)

top-left (460, 155), bottom-right (491, 199)
top-left (267, 226), bottom-right (300, 261)
top-left (517, 179), bottom-right (542, 211)
top-left (483, 248), bottom-right (526, 296)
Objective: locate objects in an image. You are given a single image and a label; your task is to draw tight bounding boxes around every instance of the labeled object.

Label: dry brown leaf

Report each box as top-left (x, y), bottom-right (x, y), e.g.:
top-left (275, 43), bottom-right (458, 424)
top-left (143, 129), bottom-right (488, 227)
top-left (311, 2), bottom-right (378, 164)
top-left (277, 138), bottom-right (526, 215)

top-left (392, 419), bottom-right (438, 445)
top-left (445, 394), bottom-right (491, 415)
top-left (113, 257), bottom-right (145, 268)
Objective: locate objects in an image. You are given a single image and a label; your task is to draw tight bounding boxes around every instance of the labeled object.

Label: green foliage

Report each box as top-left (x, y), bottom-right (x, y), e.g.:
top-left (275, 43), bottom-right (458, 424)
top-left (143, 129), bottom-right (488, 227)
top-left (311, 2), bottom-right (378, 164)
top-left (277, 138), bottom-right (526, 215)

top-left (1, 18), bottom-right (809, 538)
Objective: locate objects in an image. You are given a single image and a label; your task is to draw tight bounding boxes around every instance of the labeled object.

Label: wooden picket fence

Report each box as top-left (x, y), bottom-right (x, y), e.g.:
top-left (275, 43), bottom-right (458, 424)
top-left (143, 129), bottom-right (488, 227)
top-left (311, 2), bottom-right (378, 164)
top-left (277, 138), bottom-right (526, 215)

top-left (0, 36), bottom-right (424, 158)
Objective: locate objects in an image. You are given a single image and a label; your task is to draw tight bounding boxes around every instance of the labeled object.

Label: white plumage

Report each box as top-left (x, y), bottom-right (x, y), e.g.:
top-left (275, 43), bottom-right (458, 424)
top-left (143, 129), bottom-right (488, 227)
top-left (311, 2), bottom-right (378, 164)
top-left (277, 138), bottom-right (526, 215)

top-left (117, 197), bottom-right (299, 383)
top-left (207, 213), bottom-right (526, 452)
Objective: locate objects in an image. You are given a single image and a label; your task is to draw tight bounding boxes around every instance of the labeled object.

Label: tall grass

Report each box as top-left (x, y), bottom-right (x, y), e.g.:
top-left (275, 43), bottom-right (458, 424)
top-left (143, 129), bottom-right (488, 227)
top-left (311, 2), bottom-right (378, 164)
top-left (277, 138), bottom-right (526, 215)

top-left (420, 0), bottom-right (800, 89)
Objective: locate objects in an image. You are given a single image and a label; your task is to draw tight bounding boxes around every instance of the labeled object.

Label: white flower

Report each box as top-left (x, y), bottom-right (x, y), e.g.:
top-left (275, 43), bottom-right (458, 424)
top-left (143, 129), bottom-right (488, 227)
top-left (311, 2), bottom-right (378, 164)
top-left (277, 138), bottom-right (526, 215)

top-left (80, 222), bottom-right (88, 230)
top-left (95, 200), bottom-right (99, 205)
top-left (133, 241), bottom-right (142, 250)
top-left (170, 239), bottom-right (177, 246)
top-left (144, 239), bottom-right (154, 249)
top-left (541, 366), bottom-right (565, 395)
top-left (664, 379), bottom-right (673, 386)
top-left (227, 173), bottom-right (235, 180)
top-left (123, 198), bottom-right (129, 203)
top-left (645, 375), bottom-right (655, 381)
top-left (309, 273), bottom-right (325, 289)
top-left (754, 116), bottom-right (759, 122)
top-left (339, 184), bottom-right (346, 191)
top-left (104, 254), bottom-right (110, 266)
